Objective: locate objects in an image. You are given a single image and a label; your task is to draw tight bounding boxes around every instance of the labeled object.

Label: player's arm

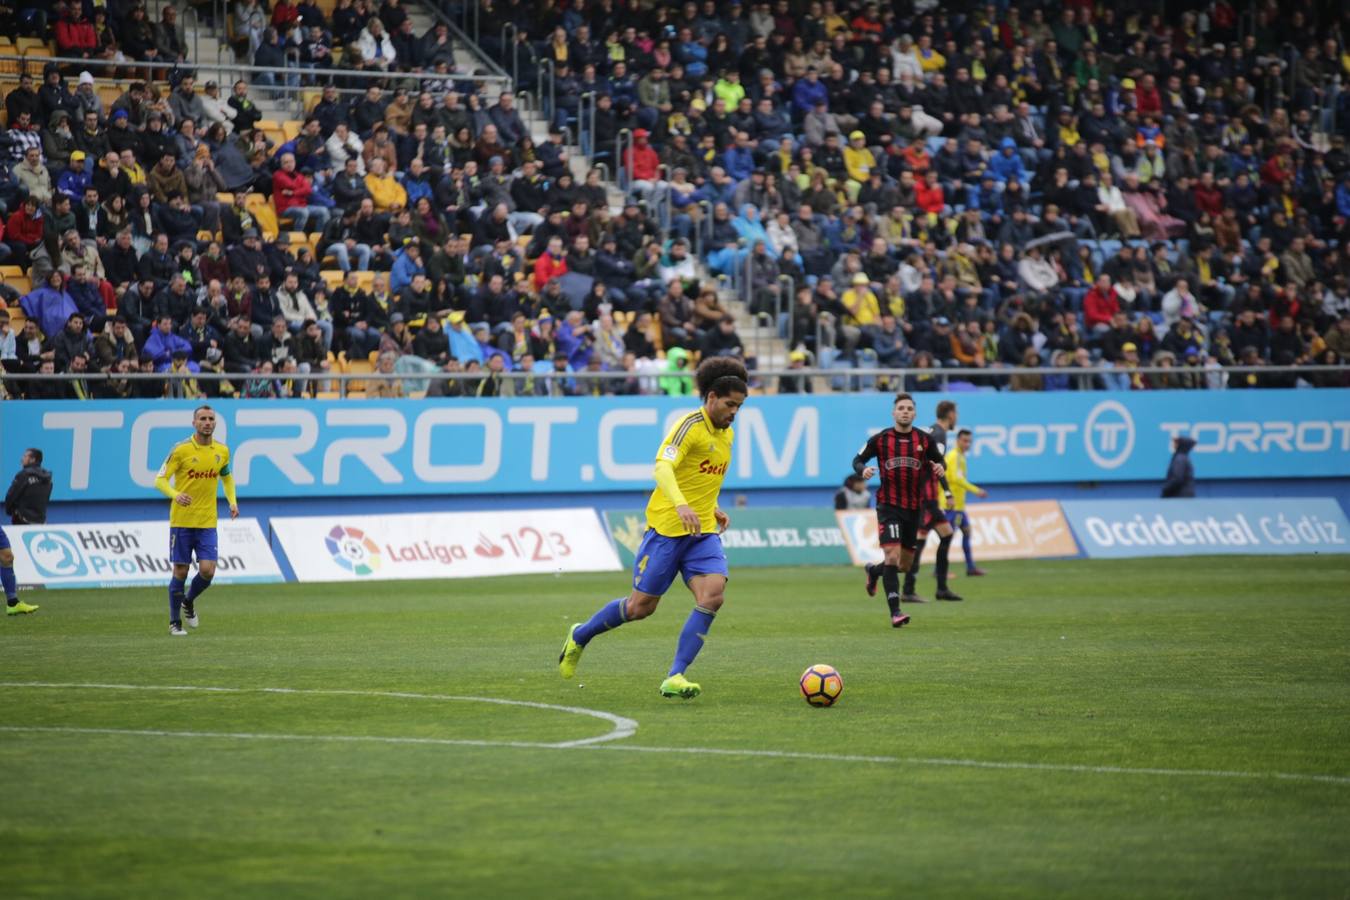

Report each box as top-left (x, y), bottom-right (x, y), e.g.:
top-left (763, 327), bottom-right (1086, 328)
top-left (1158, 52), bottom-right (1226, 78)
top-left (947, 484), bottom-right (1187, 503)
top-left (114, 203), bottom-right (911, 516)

top-left (154, 448), bottom-right (192, 507)
top-left (852, 434), bottom-right (878, 479)
top-left (220, 459), bottom-right (239, 519)
top-left (924, 432), bottom-right (946, 481)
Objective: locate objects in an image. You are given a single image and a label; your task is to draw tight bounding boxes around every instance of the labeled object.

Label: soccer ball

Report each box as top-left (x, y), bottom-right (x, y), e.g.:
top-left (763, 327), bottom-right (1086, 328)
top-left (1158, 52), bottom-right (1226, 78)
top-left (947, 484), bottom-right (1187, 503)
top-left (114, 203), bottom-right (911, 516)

top-left (799, 664), bottom-right (843, 707)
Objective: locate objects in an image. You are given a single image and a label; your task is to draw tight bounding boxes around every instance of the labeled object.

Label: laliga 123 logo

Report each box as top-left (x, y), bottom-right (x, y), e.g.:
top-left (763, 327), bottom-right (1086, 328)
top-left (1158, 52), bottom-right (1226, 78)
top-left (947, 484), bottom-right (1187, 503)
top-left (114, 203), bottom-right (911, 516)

top-left (23, 531), bottom-right (87, 578)
top-left (325, 525), bottom-right (382, 576)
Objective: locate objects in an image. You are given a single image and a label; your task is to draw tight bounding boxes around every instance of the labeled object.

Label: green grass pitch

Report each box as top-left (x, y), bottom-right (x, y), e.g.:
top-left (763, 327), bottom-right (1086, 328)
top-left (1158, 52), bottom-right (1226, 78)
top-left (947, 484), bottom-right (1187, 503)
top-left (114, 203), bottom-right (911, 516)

top-left (2, 556), bottom-right (1348, 899)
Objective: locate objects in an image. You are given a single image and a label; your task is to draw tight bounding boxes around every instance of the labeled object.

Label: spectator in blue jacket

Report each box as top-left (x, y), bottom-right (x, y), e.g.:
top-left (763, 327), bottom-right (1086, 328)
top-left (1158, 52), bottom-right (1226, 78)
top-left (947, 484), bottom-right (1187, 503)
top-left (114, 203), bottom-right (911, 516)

top-left (389, 241), bottom-right (425, 293)
top-left (142, 314), bottom-right (194, 369)
top-left (791, 67), bottom-right (829, 118)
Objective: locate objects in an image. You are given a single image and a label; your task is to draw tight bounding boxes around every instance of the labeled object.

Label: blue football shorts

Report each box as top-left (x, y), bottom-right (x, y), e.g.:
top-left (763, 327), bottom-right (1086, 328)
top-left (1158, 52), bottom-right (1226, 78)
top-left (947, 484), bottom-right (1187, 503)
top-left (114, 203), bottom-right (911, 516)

top-left (169, 527), bottom-right (219, 565)
top-left (0, 525), bottom-right (9, 551)
top-left (945, 509), bottom-right (969, 530)
top-left (631, 529), bottom-right (729, 595)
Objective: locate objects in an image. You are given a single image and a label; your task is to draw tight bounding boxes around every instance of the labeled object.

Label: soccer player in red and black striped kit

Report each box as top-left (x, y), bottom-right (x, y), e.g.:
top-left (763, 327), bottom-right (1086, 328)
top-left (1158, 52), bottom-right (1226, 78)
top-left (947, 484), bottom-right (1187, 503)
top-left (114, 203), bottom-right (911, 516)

top-left (851, 393), bottom-right (947, 627)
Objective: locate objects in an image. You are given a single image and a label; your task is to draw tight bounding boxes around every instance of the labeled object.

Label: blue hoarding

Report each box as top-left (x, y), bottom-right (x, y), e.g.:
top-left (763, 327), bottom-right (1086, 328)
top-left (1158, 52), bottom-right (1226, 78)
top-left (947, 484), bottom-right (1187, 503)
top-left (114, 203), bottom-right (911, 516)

top-left (1, 390), bottom-right (1347, 501)
top-left (1061, 498), bottom-right (1350, 558)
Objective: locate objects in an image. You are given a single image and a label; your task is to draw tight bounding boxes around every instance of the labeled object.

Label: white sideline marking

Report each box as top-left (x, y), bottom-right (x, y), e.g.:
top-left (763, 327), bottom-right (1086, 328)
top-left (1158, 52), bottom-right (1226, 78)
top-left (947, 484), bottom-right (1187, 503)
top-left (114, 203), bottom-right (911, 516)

top-left (0, 681), bottom-right (636, 749)
top-left (3, 682), bottom-right (1347, 786)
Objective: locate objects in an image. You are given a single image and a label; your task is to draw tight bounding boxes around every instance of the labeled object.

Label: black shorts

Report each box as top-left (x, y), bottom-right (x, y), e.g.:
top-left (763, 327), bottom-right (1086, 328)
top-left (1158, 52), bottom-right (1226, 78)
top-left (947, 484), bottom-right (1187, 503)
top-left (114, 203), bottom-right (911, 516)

top-left (876, 503), bottom-right (920, 550)
top-left (918, 500), bottom-right (944, 534)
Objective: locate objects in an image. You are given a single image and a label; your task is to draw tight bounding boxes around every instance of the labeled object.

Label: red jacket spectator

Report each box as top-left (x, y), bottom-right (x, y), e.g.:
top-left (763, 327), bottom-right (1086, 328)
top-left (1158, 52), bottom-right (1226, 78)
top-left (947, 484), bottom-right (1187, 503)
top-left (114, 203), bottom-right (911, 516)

top-left (624, 130), bottom-right (660, 182)
top-left (1193, 182), bottom-right (1224, 217)
top-left (271, 0), bottom-right (300, 30)
top-left (533, 250), bottom-right (568, 291)
top-left (1083, 282), bottom-right (1120, 330)
top-left (6, 206), bottom-right (43, 247)
top-left (1135, 82), bottom-right (1163, 116)
top-left (915, 178), bottom-right (945, 215)
top-left (56, 16), bottom-right (98, 53)
top-left (272, 168), bottom-right (313, 215)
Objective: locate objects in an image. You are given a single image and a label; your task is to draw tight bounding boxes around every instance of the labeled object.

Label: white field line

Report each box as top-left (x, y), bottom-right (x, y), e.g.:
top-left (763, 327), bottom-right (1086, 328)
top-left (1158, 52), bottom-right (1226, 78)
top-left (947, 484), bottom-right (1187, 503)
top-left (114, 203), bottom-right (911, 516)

top-left (2, 682), bottom-right (1348, 786)
top-left (0, 681), bottom-right (635, 749)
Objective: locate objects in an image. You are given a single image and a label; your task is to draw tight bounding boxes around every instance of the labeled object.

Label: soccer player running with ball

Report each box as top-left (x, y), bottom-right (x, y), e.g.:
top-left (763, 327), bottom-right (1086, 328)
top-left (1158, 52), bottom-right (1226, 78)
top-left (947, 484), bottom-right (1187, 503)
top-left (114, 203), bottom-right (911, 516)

top-left (902, 400), bottom-right (963, 602)
top-left (944, 428), bottom-right (989, 576)
top-left (854, 393), bottom-right (947, 627)
top-left (559, 358), bottom-right (748, 699)
top-left (153, 405), bottom-right (238, 636)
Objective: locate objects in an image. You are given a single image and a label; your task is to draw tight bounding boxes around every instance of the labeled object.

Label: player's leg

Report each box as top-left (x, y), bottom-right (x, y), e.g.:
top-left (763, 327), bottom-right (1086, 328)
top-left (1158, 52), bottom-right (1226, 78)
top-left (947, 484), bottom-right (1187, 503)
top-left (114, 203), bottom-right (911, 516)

top-left (1, 527), bottom-right (37, 614)
top-left (559, 530), bottom-right (675, 679)
top-left (902, 528), bottom-right (926, 603)
top-left (932, 516), bottom-right (962, 601)
top-left (958, 513), bottom-right (985, 575)
top-left (865, 510), bottom-right (888, 596)
top-left (881, 512), bottom-right (912, 626)
top-left (184, 530), bottom-right (220, 628)
top-left (660, 535), bottom-right (729, 698)
top-left (168, 528), bottom-right (192, 635)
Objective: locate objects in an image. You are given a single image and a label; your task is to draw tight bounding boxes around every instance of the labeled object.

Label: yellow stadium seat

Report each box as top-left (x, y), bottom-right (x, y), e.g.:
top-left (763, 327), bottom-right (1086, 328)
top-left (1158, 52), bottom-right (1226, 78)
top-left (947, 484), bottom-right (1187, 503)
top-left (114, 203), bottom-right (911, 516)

top-left (355, 271), bottom-right (375, 291)
top-left (15, 38), bottom-right (47, 52)
top-left (282, 120), bottom-right (301, 141)
top-left (256, 119), bottom-right (281, 132)
top-left (6, 275), bottom-right (31, 295)
top-left (340, 353), bottom-right (374, 393)
top-left (320, 270), bottom-right (344, 291)
top-left (303, 90), bottom-right (321, 114)
top-left (243, 192), bottom-right (280, 241)
top-left (216, 192), bottom-right (234, 204)
top-left (286, 231), bottom-right (307, 245)
top-left (3, 307), bottom-right (25, 330)
top-left (197, 229), bottom-right (215, 241)
top-left (0, 265), bottom-right (23, 278)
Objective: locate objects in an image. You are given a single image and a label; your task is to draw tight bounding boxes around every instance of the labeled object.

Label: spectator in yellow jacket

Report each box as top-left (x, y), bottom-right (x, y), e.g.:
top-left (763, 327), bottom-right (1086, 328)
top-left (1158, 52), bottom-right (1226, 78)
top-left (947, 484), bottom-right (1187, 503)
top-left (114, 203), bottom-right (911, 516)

top-left (843, 130), bottom-right (877, 188)
top-left (364, 157), bottom-right (407, 213)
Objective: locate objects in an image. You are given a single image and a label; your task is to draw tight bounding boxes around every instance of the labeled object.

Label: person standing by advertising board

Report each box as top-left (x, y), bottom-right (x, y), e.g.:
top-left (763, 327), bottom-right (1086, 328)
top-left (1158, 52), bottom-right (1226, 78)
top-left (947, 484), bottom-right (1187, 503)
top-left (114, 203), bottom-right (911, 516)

top-left (5, 448), bottom-right (52, 525)
top-left (1161, 436), bottom-right (1197, 498)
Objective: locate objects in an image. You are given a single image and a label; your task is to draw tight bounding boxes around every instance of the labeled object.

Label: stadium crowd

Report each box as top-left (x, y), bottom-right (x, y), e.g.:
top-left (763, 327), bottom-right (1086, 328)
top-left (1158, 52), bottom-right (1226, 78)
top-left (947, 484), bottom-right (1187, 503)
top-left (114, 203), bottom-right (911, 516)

top-left (3, 0), bottom-right (1350, 400)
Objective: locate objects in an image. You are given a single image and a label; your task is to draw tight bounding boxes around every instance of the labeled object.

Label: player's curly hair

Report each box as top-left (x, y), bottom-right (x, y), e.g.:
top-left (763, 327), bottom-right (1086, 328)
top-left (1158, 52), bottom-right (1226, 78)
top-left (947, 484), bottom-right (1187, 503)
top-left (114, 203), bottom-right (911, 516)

top-left (696, 356), bottom-right (749, 397)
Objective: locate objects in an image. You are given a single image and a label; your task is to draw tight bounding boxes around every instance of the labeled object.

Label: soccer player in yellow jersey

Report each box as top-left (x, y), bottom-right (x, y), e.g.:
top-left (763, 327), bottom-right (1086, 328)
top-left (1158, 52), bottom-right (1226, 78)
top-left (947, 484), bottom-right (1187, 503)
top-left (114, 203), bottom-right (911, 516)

top-left (153, 406), bottom-right (238, 636)
top-left (943, 428), bottom-right (989, 577)
top-left (559, 358), bottom-right (748, 699)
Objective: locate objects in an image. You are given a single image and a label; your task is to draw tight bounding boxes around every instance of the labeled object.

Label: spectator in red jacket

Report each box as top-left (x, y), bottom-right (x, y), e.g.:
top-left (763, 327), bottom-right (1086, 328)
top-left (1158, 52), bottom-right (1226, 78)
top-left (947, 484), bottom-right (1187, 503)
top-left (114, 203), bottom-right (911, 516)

top-left (1134, 74), bottom-right (1163, 116)
top-left (56, 9), bottom-right (99, 58)
top-left (5, 196), bottom-right (45, 269)
top-left (272, 152), bottom-right (331, 233)
top-left (533, 235), bottom-right (569, 291)
top-left (915, 170), bottom-right (946, 215)
top-left (1083, 274), bottom-right (1120, 334)
top-left (624, 128), bottom-right (662, 203)
top-left (1192, 173), bottom-right (1224, 217)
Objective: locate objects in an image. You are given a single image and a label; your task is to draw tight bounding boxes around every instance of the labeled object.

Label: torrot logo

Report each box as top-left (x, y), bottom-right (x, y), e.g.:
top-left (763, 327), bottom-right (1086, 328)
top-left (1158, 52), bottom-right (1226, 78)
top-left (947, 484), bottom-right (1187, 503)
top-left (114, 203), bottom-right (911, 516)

top-left (324, 525), bottom-right (382, 576)
top-left (1083, 401), bottom-right (1135, 470)
top-left (23, 531), bottom-right (87, 578)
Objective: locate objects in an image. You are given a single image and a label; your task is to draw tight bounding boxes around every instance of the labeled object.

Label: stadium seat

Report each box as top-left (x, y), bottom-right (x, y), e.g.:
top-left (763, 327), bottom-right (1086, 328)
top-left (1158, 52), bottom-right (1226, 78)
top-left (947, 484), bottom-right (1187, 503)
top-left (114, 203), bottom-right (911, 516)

top-left (243, 193), bottom-right (280, 240)
top-left (355, 271), bottom-right (375, 291)
top-left (282, 120), bottom-right (302, 142)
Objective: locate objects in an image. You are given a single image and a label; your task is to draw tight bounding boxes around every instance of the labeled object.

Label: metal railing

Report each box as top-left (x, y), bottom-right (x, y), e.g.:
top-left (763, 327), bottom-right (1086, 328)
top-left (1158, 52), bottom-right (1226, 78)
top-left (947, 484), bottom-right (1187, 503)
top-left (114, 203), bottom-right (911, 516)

top-left (4, 365), bottom-right (1345, 399)
top-left (0, 53), bottom-right (510, 90)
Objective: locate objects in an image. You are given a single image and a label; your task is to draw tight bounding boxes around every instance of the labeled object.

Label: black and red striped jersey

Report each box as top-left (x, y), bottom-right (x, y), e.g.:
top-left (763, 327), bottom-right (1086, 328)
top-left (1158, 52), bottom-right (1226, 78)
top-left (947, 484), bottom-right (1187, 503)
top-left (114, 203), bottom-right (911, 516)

top-left (852, 427), bottom-right (945, 510)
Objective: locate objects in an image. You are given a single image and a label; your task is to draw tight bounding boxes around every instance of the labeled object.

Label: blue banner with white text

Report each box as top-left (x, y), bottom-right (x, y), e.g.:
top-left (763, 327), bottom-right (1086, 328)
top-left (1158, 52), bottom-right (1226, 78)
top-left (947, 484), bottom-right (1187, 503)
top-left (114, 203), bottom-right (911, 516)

top-left (1, 390), bottom-right (1347, 501)
top-left (1061, 498), bottom-right (1350, 558)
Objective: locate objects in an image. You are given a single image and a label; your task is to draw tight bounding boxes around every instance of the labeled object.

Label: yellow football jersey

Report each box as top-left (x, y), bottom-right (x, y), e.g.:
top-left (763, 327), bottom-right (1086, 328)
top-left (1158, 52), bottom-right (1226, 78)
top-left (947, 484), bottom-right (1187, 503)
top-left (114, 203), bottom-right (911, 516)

top-left (645, 410), bottom-right (734, 537)
top-left (157, 438), bottom-right (232, 529)
top-left (944, 447), bottom-right (980, 511)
